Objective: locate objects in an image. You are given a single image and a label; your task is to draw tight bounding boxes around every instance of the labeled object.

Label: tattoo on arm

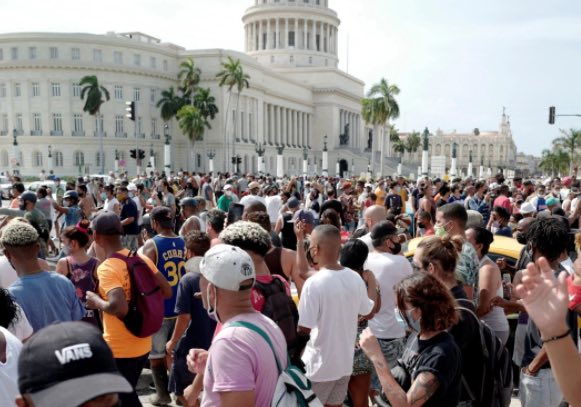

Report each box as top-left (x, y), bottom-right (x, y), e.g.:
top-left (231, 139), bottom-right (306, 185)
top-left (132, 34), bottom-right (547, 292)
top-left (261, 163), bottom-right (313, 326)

top-left (409, 372), bottom-right (439, 406)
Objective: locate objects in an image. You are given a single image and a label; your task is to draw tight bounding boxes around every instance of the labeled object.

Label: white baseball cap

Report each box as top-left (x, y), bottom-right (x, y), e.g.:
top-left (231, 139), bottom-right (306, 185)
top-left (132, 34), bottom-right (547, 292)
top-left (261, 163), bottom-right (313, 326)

top-left (519, 202), bottom-right (536, 214)
top-left (199, 244), bottom-right (255, 291)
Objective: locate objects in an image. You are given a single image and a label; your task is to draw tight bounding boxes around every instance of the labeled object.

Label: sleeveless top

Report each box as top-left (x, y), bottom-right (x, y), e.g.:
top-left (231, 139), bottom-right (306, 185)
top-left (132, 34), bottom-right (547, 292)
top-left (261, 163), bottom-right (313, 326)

top-left (66, 256), bottom-right (99, 326)
top-left (264, 247), bottom-right (289, 282)
top-left (479, 256), bottom-right (509, 333)
top-left (152, 235), bottom-right (186, 318)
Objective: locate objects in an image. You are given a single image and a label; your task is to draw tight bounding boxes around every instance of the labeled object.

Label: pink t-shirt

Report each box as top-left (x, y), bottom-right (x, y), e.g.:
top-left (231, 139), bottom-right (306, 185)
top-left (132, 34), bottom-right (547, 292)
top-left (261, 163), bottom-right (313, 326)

top-left (202, 312), bottom-right (287, 407)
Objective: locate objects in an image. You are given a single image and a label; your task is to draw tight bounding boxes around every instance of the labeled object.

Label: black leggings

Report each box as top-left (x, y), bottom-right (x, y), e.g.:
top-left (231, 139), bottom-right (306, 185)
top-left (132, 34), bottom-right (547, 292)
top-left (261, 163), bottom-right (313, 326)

top-left (115, 354), bottom-right (149, 407)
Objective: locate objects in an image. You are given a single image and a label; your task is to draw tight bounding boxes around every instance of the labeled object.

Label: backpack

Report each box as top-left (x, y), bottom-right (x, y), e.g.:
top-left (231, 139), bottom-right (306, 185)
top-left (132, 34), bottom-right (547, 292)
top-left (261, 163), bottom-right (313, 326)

top-left (110, 251), bottom-right (164, 338)
top-left (253, 277), bottom-right (302, 366)
top-left (228, 321), bottom-right (323, 407)
top-left (456, 300), bottom-right (512, 407)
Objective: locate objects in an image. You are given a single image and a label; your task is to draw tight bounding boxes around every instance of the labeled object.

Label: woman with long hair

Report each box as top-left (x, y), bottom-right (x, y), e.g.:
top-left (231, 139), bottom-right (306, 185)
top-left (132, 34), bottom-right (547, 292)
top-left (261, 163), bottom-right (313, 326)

top-left (466, 226), bottom-right (510, 345)
top-left (56, 219), bottom-right (100, 327)
top-left (360, 272), bottom-right (462, 407)
top-left (340, 239), bottom-right (381, 407)
top-left (0, 287), bottom-right (32, 341)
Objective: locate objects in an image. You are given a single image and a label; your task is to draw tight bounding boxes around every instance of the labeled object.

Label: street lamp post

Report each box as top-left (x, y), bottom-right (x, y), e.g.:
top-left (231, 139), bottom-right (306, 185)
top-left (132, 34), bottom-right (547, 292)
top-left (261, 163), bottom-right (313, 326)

top-left (114, 149), bottom-right (119, 175)
top-left (302, 147), bottom-right (309, 177)
top-left (48, 145), bottom-right (53, 171)
top-left (255, 142), bottom-right (266, 174)
top-left (164, 124), bottom-right (171, 174)
top-left (149, 143), bottom-right (155, 173)
top-left (322, 135), bottom-right (329, 177)
top-left (12, 129), bottom-right (20, 175)
top-left (207, 150), bottom-right (216, 175)
top-left (276, 145), bottom-right (285, 179)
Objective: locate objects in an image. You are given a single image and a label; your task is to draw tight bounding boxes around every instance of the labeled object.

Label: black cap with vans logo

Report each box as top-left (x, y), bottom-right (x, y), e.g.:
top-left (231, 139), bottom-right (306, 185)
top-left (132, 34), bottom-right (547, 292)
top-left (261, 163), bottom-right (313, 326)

top-left (18, 321), bottom-right (131, 407)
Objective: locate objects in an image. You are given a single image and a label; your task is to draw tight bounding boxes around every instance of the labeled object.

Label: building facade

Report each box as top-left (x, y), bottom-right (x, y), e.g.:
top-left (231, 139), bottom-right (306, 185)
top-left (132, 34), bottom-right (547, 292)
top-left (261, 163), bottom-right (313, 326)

top-left (0, 0), bottom-right (380, 178)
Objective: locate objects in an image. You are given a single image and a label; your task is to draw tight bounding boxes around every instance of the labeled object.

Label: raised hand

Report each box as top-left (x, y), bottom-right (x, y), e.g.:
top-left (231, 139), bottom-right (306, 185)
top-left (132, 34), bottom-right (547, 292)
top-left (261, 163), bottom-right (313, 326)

top-left (515, 257), bottom-right (569, 338)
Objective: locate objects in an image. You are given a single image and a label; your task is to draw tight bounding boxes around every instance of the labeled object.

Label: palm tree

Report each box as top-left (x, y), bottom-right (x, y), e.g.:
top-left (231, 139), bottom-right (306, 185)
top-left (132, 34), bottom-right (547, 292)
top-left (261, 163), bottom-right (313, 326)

top-left (553, 128), bottom-right (581, 175)
top-left (79, 75), bottom-right (110, 174)
top-left (156, 87), bottom-right (186, 122)
top-left (361, 97), bottom-right (382, 174)
top-left (178, 57), bottom-right (202, 103)
top-left (366, 78), bottom-right (400, 176)
top-left (194, 88), bottom-right (219, 122)
top-left (216, 56), bottom-right (250, 172)
top-left (177, 105), bottom-right (210, 146)
top-left (539, 148), bottom-right (569, 177)
top-left (405, 131), bottom-right (421, 163)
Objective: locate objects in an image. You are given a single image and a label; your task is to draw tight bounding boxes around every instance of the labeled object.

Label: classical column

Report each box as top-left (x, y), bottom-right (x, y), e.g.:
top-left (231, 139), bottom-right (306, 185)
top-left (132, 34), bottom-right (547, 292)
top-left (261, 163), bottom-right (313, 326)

top-left (298, 112), bottom-right (303, 147)
top-left (258, 20), bottom-right (263, 50)
top-left (266, 19), bottom-right (270, 49)
top-left (326, 23), bottom-right (330, 52)
top-left (245, 97), bottom-right (251, 140)
top-left (334, 27), bottom-right (338, 55)
top-left (293, 110), bottom-right (298, 146)
top-left (282, 107), bottom-right (287, 146)
top-left (303, 19), bottom-right (307, 49)
top-left (276, 18), bottom-right (279, 48)
top-left (276, 145), bottom-right (285, 179)
top-left (268, 104), bottom-right (274, 144)
top-left (276, 106), bottom-right (281, 145)
top-left (284, 18), bottom-right (289, 48)
top-left (302, 148), bottom-right (308, 176)
top-left (322, 135), bottom-right (328, 177)
top-left (311, 19), bottom-right (316, 50)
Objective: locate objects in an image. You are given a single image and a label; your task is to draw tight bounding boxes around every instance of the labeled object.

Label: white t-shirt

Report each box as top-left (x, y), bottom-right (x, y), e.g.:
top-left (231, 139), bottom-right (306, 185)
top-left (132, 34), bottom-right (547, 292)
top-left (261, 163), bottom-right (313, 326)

top-left (358, 233), bottom-right (373, 252)
top-left (0, 326), bottom-right (22, 407)
top-left (265, 195), bottom-right (283, 224)
top-left (366, 251), bottom-right (413, 339)
top-left (298, 267), bottom-right (374, 382)
top-left (9, 305), bottom-right (33, 341)
top-left (104, 197), bottom-right (119, 213)
top-left (0, 257), bottom-right (18, 289)
top-left (131, 196), bottom-right (143, 226)
top-left (240, 194), bottom-right (266, 208)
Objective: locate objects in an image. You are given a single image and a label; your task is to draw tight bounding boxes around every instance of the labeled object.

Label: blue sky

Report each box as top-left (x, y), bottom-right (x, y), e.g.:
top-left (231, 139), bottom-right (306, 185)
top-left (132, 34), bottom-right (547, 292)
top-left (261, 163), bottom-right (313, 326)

top-left (3, 0), bottom-right (581, 156)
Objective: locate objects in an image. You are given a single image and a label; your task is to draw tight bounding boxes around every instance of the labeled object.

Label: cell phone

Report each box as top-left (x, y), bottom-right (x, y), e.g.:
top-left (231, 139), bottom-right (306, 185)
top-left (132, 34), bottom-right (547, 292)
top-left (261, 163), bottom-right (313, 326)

top-left (227, 203), bottom-right (245, 225)
top-left (502, 273), bottom-right (511, 285)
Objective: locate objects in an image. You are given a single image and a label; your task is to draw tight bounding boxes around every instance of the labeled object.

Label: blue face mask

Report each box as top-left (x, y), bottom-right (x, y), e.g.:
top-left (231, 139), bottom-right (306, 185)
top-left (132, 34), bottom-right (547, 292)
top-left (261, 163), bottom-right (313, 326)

top-left (399, 307), bottom-right (421, 332)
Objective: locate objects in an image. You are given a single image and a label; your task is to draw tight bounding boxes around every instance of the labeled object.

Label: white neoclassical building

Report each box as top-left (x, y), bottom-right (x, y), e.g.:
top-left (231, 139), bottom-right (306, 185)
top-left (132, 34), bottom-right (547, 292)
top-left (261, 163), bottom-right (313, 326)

top-left (0, 0), bottom-right (385, 178)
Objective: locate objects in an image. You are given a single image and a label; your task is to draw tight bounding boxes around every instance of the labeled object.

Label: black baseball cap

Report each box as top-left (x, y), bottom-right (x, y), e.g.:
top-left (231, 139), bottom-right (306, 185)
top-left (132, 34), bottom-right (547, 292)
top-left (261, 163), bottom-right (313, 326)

top-left (151, 206), bottom-right (174, 228)
top-left (18, 322), bottom-right (132, 406)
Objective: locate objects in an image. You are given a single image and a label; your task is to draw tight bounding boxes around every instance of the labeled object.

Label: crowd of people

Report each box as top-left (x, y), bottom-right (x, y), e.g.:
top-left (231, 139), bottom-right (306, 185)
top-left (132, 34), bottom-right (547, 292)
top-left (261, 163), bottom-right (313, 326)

top-left (0, 167), bottom-right (581, 407)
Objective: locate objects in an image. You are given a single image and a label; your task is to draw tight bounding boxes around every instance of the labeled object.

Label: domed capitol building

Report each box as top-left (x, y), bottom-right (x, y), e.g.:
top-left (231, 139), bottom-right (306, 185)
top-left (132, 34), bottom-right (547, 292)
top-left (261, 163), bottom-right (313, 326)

top-left (0, 0), bottom-right (517, 177)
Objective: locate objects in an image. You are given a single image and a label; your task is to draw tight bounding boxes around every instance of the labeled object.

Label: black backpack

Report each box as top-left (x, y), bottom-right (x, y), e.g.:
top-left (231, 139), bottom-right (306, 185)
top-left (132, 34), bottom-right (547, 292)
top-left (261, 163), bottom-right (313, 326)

top-left (253, 277), bottom-right (303, 367)
top-left (456, 300), bottom-right (512, 407)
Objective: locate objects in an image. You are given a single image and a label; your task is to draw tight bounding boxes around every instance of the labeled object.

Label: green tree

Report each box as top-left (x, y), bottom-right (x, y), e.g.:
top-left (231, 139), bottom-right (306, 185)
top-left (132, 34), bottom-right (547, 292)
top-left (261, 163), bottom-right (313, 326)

top-left (156, 87), bottom-right (186, 122)
top-left (361, 97), bottom-right (382, 173)
top-left (178, 57), bottom-right (202, 103)
top-left (366, 78), bottom-right (400, 175)
top-left (405, 131), bottom-right (421, 162)
top-left (216, 56), bottom-right (250, 172)
top-left (552, 128), bottom-right (581, 175)
top-left (539, 148), bottom-right (569, 177)
top-left (193, 88), bottom-right (219, 122)
top-left (177, 105), bottom-right (210, 144)
top-left (79, 75), bottom-right (110, 174)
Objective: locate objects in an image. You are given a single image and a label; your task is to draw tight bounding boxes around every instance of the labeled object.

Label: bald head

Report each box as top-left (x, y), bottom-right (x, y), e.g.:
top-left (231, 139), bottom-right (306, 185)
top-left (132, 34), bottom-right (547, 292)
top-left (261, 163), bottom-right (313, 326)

top-left (364, 205), bottom-right (387, 230)
top-left (517, 217), bottom-right (535, 234)
top-left (311, 224), bottom-right (341, 266)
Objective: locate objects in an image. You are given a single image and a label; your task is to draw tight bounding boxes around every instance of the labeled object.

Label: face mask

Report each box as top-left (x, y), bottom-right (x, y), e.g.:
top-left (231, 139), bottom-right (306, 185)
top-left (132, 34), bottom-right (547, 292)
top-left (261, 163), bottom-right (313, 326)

top-left (225, 191), bottom-right (232, 197)
top-left (101, 192), bottom-right (107, 201)
top-left (128, 192), bottom-right (134, 198)
top-left (390, 241), bottom-right (402, 255)
top-left (206, 284), bottom-right (219, 323)
top-left (63, 201), bottom-right (70, 208)
top-left (435, 224), bottom-right (447, 237)
top-left (63, 245), bottom-right (72, 255)
top-left (515, 232), bottom-right (527, 245)
top-left (492, 221), bottom-right (500, 229)
top-left (19, 203), bottom-right (26, 211)
top-left (116, 194), bottom-right (124, 202)
top-left (399, 308), bottom-right (421, 332)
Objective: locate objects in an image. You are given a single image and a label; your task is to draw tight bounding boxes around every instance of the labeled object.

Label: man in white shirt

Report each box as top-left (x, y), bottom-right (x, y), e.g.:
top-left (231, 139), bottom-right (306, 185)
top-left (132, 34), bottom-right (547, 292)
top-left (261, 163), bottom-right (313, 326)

top-left (298, 225), bottom-right (374, 407)
top-left (239, 181), bottom-right (266, 208)
top-left (357, 205), bottom-right (387, 251)
top-left (265, 185), bottom-right (282, 227)
top-left (365, 220), bottom-right (413, 390)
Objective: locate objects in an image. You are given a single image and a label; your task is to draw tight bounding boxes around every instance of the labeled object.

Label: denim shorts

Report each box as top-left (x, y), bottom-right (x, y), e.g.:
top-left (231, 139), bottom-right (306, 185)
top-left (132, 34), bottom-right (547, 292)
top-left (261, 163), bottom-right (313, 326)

top-left (149, 318), bottom-right (176, 359)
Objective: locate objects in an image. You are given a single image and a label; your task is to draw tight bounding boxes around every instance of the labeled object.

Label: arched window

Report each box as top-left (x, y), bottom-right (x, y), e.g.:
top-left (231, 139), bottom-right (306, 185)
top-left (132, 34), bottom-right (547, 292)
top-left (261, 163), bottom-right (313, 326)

top-left (55, 151), bottom-right (64, 167)
top-left (95, 151), bottom-right (105, 169)
top-left (33, 151), bottom-right (43, 167)
top-left (74, 151), bottom-right (84, 166)
top-left (463, 144), bottom-right (468, 157)
top-left (489, 144), bottom-right (494, 156)
top-left (444, 144), bottom-right (450, 156)
top-left (435, 144), bottom-right (441, 155)
top-left (0, 150), bottom-right (8, 167)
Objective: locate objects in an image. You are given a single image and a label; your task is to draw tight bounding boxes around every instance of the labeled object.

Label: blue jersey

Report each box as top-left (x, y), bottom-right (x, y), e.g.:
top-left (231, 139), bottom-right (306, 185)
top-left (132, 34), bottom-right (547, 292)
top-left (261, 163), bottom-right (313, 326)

top-left (153, 235), bottom-right (186, 318)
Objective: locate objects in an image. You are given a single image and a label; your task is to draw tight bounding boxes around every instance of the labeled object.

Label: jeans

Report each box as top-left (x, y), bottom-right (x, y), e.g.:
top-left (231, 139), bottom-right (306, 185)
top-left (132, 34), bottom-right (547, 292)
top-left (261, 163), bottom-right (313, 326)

top-left (116, 353), bottom-right (149, 407)
top-left (519, 368), bottom-right (563, 407)
top-left (371, 337), bottom-right (404, 391)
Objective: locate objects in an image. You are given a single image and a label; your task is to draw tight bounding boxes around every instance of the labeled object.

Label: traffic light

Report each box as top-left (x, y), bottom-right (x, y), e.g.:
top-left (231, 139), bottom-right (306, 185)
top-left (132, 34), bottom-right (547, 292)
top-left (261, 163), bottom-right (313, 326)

top-left (138, 149), bottom-right (146, 160)
top-left (549, 106), bottom-right (556, 125)
top-left (126, 101), bottom-right (136, 121)
top-left (130, 149), bottom-right (137, 159)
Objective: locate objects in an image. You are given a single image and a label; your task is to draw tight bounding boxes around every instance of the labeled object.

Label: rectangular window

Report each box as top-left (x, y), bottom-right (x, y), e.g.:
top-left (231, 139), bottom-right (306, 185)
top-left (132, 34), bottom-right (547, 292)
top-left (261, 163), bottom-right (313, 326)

top-left (1, 115), bottom-right (8, 132)
top-left (11, 47), bottom-right (18, 60)
top-left (316, 34), bottom-right (320, 51)
top-left (115, 115), bottom-right (124, 133)
top-left (150, 88), bottom-right (156, 103)
top-left (51, 82), bottom-right (61, 97)
top-left (163, 59), bottom-right (168, 71)
top-left (33, 113), bottom-right (42, 131)
top-left (93, 49), bottom-right (102, 62)
top-left (0, 84), bottom-right (5, 97)
top-left (29, 47), bottom-right (36, 59)
top-left (289, 31), bottom-right (295, 47)
top-left (14, 83), bottom-right (21, 97)
top-left (49, 47), bottom-right (58, 59)
top-left (95, 116), bottom-right (104, 134)
top-left (114, 85), bottom-right (123, 100)
top-left (15, 114), bottom-right (22, 131)
top-left (133, 87), bottom-right (140, 101)
top-left (249, 112), bottom-right (254, 140)
top-left (114, 51), bottom-right (123, 64)
top-left (71, 47), bottom-right (80, 60)
top-left (262, 33), bottom-right (267, 50)
top-left (151, 118), bottom-right (157, 136)
top-left (52, 113), bottom-right (63, 132)
top-left (133, 54), bottom-right (141, 66)
top-left (72, 82), bottom-right (81, 97)
top-left (150, 56), bottom-right (156, 69)
top-left (32, 82), bottom-right (40, 97)
top-left (73, 114), bottom-right (84, 132)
